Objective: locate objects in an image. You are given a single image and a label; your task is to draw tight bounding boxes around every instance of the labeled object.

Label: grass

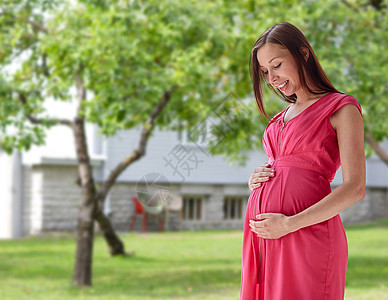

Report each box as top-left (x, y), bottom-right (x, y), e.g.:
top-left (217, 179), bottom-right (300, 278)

top-left (0, 220), bottom-right (387, 300)
top-left (344, 220), bottom-right (388, 300)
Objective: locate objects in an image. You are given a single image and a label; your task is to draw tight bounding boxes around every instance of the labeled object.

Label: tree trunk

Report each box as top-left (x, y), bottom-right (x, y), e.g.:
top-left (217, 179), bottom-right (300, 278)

top-left (95, 205), bottom-right (126, 256)
top-left (365, 131), bottom-right (388, 165)
top-left (72, 117), bottom-right (98, 286)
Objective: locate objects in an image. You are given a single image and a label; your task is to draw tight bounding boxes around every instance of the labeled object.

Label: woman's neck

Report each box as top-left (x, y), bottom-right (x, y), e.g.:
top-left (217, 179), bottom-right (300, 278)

top-left (294, 89), bottom-right (329, 105)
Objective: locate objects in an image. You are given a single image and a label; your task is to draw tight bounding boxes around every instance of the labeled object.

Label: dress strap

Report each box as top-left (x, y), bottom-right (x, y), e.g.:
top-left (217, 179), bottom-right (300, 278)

top-left (329, 94), bottom-right (362, 116)
top-left (309, 93), bottom-right (362, 122)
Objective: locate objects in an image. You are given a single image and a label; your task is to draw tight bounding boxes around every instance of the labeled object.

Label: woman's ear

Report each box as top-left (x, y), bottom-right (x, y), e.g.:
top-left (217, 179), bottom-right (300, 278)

top-left (300, 47), bottom-right (309, 62)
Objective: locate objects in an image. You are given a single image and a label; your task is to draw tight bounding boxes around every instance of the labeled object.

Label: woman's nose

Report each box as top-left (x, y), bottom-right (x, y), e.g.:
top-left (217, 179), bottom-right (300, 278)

top-left (268, 71), bottom-right (278, 84)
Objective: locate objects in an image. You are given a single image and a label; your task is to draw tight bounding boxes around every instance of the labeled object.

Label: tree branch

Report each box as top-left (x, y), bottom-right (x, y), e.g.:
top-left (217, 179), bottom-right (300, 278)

top-left (0, 12), bottom-right (49, 34)
top-left (340, 0), bottom-right (361, 12)
top-left (42, 53), bottom-right (50, 77)
top-left (18, 92), bottom-right (72, 127)
top-left (75, 65), bottom-right (86, 118)
top-left (100, 85), bottom-right (179, 199)
top-left (26, 18), bottom-right (49, 34)
top-left (341, 0), bottom-right (386, 13)
top-left (365, 131), bottom-right (388, 165)
top-left (25, 114), bottom-right (73, 127)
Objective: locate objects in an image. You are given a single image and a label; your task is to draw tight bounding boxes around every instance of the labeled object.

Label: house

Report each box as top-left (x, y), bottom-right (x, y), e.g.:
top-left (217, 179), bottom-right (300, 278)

top-left (1, 102), bottom-right (388, 238)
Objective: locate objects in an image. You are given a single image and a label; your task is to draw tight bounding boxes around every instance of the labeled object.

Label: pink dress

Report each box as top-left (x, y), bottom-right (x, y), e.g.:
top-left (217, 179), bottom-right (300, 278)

top-left (240, 92), bottom-right (362, 300)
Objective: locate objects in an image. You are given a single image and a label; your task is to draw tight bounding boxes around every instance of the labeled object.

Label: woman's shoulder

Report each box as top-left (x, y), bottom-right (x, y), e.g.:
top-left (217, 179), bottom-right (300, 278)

top-left (328, 92), bottom-right (362, 115)
top-left (327, 92), bottom-right (358, 102)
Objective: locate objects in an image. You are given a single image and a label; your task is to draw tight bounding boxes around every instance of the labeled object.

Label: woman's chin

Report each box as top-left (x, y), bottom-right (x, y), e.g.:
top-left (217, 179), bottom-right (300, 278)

top-left (276, 85), bottom-right (294, 97)
top-left (278, 87), bottom-right (293, 97)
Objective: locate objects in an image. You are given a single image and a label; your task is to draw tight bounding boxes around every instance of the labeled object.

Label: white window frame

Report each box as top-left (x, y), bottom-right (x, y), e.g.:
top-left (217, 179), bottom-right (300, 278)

top-left (223, 196), bottom-right (248, 220)
top-left (182, 195), bottom-right (204, 221)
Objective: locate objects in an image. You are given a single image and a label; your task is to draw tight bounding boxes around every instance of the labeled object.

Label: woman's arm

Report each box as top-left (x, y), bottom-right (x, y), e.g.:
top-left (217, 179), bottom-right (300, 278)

top-left (249, 104), bottom-right (365, 239)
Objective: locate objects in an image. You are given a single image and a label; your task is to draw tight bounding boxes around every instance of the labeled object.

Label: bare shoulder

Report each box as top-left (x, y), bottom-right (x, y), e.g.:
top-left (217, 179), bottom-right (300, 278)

top-left (330, 104), bottom-right (363, 132)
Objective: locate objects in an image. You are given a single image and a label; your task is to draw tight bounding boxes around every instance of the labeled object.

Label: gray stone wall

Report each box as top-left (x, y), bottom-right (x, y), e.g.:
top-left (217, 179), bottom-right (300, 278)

top-left (22, 165), bottom-right (388, 235)
top-left (23, 165), bottom-right (80, 234)
top-left (108, 182), bottom-right (178, 232)
top-left (340, 186), bottom-right (388, 224)
top-left (108, 182), bottom-right (134, 231)
top-left (177, 184), bottom-right (250, 231)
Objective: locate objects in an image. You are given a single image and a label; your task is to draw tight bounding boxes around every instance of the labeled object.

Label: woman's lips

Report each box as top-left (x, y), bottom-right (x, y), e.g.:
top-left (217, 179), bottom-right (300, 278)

top-left (277, 80), bottom-right (289, 92)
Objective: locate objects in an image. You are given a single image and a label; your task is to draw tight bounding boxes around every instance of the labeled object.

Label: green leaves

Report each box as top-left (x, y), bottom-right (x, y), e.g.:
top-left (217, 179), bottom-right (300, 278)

top-left (0, 0), bottom-right (387, 162)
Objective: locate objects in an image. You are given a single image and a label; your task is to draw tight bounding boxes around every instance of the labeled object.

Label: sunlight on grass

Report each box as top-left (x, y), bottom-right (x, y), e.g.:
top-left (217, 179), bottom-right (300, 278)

top-left (0, 222), bottom-right (387, 300)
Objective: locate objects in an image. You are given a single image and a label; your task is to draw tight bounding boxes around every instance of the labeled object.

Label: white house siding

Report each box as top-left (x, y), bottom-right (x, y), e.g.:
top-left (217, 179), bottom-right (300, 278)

top-left (0, 151), bottom-right (23, 239)
top-left (105, 128), bottom-right (268, 185)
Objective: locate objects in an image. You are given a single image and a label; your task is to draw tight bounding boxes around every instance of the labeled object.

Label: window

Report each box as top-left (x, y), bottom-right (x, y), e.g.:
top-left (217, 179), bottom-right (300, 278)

top-left (223, 196), bottom-right (246, 220)
top-left (182, 196), bottom-right (203, 220)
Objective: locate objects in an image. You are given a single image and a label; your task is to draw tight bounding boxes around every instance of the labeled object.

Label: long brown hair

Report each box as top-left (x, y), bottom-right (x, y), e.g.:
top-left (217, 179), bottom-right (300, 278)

top-left (250, 22), bottom-right (340, 119)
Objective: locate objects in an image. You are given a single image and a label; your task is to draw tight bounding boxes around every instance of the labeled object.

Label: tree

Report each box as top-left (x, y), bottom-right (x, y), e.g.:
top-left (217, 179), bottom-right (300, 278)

top-left (310, 0), bottom-right (388, 163)
top-left (335, 0), bottom-right (388, 163)
top-left (233, 0), bottom-right (388, 163)
top-left (1, 0), bottom-right (387, 287)
top-left (0, 0), bottom-right (260, 286)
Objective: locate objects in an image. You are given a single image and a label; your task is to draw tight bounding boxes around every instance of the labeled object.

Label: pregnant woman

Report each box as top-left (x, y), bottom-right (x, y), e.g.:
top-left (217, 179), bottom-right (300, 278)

top-left (240, 22), bottom-right (366, 300)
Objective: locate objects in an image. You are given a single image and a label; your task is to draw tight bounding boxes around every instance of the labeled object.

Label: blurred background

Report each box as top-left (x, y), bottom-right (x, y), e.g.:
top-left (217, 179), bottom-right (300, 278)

top-left (0, 0), bottom-right (387, 299)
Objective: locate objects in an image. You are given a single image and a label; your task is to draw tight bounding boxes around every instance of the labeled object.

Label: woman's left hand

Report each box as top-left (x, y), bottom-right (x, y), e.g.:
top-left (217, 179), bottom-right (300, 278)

top-left (249, 213), bottom-right (297, 239)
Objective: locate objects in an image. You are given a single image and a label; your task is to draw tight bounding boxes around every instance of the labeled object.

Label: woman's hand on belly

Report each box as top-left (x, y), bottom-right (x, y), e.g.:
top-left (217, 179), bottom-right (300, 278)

top-left (249, 213), bottom-right (297, 239)
top-left (248, 163), bottom-right (276, 190)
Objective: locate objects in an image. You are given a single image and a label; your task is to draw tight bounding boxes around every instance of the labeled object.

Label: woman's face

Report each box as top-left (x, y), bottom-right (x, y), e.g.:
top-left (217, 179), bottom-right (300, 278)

top-left (256, 43), bottom-right (303, 97)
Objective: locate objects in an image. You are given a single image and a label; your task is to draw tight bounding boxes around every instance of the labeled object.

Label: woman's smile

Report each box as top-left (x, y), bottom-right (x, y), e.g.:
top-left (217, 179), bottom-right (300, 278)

top-left (273, 80), bottom-right (289, 91)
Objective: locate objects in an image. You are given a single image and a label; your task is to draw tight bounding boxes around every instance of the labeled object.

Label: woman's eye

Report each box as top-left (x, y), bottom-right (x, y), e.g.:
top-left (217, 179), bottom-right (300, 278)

top-left (274, 63), bottom-right (282, 69)
top-left (262, 70), bottom-right (268, 76)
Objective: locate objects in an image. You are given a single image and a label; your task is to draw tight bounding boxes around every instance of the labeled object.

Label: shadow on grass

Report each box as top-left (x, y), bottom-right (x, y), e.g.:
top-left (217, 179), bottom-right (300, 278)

top-left (111, 253), bottom-right (239, 265)
top-left (81, 267), bottom-right (241, 298)
top-left (345, 219), bottom-right (388, 231)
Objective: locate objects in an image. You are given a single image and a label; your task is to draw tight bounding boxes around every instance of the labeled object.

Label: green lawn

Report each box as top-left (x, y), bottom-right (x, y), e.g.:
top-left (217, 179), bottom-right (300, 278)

top-left (0, 221), bottom-right (387, 300)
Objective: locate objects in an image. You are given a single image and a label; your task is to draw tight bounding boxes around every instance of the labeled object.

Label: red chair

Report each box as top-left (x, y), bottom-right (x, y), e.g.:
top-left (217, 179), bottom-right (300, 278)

top-left (128, 195), bottom-right (164, 233)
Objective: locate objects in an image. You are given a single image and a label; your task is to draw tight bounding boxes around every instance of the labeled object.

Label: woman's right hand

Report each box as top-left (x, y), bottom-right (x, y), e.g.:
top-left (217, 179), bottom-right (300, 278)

top-left (248, 163), bottom-right (275, 191)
